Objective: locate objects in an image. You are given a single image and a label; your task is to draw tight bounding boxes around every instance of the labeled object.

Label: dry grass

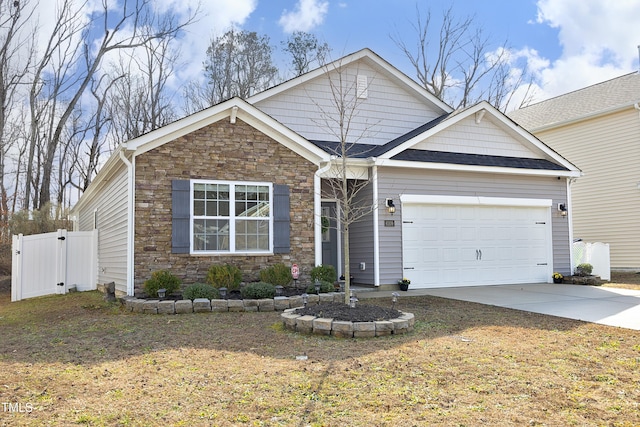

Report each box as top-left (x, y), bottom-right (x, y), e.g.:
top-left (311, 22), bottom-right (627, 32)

top-left (1, 288), bottom-right (639, 426)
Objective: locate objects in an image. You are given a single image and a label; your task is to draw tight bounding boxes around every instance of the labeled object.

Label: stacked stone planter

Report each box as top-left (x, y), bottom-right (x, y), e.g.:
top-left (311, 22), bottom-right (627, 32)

top-left (281, 308), bottom-right (415, 338)
top-left (122, 292), bottom-right (346, 314)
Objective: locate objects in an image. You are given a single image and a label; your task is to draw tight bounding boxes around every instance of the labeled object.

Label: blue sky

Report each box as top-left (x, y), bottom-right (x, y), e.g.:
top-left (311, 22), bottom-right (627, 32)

top-left (169, 0), bottom-right (639, 107)
top-left (33, 0), bottom-right (640, 108)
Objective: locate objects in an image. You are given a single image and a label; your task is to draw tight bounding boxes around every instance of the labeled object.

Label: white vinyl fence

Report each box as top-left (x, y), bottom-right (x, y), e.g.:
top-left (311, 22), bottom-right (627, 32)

top-left (12, 229), bottom-right (98, 302)
top-left (573, 241), bottom-right (610, 281)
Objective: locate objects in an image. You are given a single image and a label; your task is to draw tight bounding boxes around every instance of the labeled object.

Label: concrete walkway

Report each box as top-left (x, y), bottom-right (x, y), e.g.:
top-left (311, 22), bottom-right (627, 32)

top-left (356, 283), bottom-right (640, 330)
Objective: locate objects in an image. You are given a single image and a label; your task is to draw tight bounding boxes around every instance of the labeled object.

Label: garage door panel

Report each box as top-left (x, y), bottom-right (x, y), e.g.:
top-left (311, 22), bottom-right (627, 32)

top-left (402, 202), bottom-right (552, 289)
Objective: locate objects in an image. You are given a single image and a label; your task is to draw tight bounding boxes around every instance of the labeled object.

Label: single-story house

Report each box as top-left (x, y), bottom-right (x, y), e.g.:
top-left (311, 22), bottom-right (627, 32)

top-left (509, 72), bottom-right (640, 270)
top-left (70, 48), bottom-right (581, 296)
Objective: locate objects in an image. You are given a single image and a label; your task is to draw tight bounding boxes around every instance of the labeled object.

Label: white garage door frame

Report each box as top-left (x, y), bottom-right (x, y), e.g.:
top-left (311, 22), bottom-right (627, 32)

top-left (400, 195), bottom-right (553, 288)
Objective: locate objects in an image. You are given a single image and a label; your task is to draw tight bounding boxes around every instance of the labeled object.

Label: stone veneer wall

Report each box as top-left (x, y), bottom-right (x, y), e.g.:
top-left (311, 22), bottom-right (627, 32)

top-left (133, 118), bottom-right (316, 294)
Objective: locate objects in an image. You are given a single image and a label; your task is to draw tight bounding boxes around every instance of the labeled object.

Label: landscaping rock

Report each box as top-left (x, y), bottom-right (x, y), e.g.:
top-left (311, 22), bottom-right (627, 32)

top-left (210, 299), bottom-right (228, 312)
top-left (374, 320), bottom-right (394, 336)
top-left (312, 317), bottom-right (333, 335)
top-left (273, 296), bottom-right (290, 311)
top-left (296, 315), bottom-right (316, 333)
top-left (331, 320), bottom-right (354, 338)
top-left (143, 300), bottom-right (159, 314)
top-left (353, 321), bottom-right (376, 338)
top-left (227, 300), bottom-right (244, 312)
top-left (243, 299), bottom-right (259, 312)
top-left (192, 298), bottom-right (211, 313)
top-left (257, 299), bottom-right (275, 312)
top-left (174, 300), bottom-right (193, 314)
top-left (157, 300), bottom-right (175, 315)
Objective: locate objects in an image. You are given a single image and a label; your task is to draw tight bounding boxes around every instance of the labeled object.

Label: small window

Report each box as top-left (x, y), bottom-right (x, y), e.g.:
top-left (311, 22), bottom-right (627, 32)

top-left (191, 181), bottom-right (272, 254)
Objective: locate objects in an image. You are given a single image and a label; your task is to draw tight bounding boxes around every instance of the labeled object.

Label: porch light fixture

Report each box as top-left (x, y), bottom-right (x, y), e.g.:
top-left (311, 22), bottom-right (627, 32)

top-left (385, 198), bottom-right (396, 214)
top-left (157, 288), bottom-right (167, 299)
top-left (558, 203), bottom-right (568, 218)
top-left (219, 287), bottom-right (227, 299)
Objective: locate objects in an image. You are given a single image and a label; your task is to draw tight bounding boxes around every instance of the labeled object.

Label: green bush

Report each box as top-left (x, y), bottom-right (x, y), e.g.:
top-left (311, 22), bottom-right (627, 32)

top-left (143, 270), bottom-right (181, 298)
top-left (306, 280), bottom-right (335, 294)
top-left (182, 283), bottom-right (220, 300)
top-left (310, 265), bottom-right (337, 283)
top-left (241, 282), bottom-right (276, 299)
top-left (576, 263), bottom-right (593, 276)
top-left (259, 263), bottom-right (293, 287)
top-left (206, 264), bottom-right (242, 290)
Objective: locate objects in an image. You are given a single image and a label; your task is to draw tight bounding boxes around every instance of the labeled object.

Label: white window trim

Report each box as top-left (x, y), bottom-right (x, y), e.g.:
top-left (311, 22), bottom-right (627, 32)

top-left (190, 180), bottom-right (273, 255)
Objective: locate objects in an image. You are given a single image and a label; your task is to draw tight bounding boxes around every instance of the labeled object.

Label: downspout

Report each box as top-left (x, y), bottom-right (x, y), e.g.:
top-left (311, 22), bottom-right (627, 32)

top-left (371, 164), bottom-right (380, 286)
top-left (567, 177), bottom-right (576, 275)
top-left (119, 146), bottom-right (135, 296)
top-left (314, 159), bottom-right (333, 266)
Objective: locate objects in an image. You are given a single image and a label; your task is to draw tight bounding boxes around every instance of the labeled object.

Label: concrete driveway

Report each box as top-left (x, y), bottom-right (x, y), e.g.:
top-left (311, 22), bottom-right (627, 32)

top-left (360, 283), bottom-right (640, 330)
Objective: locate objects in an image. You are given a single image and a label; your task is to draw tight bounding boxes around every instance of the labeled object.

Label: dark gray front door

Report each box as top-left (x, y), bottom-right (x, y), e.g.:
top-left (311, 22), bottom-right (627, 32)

top-left (321, 202), bottom-right (338, 275)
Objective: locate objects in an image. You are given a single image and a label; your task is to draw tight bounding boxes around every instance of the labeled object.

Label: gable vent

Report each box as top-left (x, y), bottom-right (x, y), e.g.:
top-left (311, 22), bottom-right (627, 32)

top-left (357, 75), bottom-right (368, 99)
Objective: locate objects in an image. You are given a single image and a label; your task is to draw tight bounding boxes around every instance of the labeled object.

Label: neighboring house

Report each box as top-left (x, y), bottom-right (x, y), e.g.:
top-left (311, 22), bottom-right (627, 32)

top-left (70, 48), bottom-right (580, 296)
top-left (509, 72), bottom-right (640, 271)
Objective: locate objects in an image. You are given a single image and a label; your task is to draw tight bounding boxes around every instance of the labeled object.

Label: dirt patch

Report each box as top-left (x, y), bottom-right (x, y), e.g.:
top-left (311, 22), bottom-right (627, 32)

top-left (295, 302), bottom-right (402, 321)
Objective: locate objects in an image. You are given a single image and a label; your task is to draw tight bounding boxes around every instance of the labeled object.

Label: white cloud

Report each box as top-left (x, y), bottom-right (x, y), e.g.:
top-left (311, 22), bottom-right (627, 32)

top-left (278, 0), bottom-right (329, 33)
top-left (527, 0), bottom-right (640, 101)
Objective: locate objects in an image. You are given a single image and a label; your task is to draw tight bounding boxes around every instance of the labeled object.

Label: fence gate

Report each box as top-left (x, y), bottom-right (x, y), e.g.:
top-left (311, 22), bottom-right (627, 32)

top-left (11, 229), bottom-right (98, 302)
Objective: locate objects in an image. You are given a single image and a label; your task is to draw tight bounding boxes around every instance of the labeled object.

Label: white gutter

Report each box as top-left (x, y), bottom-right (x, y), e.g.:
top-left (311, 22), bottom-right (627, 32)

top-left (314, 159), bottom-right (333, 266)
top-left (371, 164), bottom-right (380, 286)
top-left (119, 147), bottom-right (135, 296)
top-left (567, 177), bottom-right (576, 274)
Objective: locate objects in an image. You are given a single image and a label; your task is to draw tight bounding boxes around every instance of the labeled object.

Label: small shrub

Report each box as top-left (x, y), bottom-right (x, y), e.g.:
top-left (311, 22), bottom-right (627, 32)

top-left (143, 270), bottom-right (181, 298)
top-left (576, 263), bottom-right (593, 276)
top-left (306, 280), bottom-right (334, 294)
top-left (206, 264), bottom-right (242, 290)
top-left (183, 283), bottom-right (219, 300)
top-left (310, 265), bottom-right (336, 283)
top-left (241, 282), bottom-right (276, 299)
top-left (259, 263), bottom-right (293, 287)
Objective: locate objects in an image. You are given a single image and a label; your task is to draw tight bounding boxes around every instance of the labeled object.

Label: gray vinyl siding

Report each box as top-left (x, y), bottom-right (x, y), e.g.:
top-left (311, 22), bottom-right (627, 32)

top-left (376, 167), bottom-right (570, 285)
top-left (76, 165), bottom-right (129, 294)
top-left (348, 179), bottom-right (375, 284)
top-left (254, 61), bottom-right (442, 145)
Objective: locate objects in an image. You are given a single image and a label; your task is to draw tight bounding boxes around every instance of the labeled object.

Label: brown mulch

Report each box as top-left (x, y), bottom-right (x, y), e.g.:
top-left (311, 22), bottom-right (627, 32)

top-left (294, 302), bottom-right (402, 321)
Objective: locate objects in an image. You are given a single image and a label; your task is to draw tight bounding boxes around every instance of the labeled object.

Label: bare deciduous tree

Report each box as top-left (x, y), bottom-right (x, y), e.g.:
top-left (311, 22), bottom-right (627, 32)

top-left (392, 5), bottom-right (533, 111)
top-left (312, 60), bottom-right (379, 303)
top-left (24, 0), bottom-right (198, 210)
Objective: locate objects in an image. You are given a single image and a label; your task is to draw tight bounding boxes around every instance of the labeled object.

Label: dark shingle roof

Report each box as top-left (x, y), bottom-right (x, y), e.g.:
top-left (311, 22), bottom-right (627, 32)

top-left (392, 150), bottom-right (568, 170)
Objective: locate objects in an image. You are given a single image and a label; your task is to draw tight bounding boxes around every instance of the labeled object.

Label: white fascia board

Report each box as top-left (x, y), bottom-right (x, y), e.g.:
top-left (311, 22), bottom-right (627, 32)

top-left (376, 158), bottom-right (582, 178)
top-left (128, 98), bottom-right (328, 165)
top-left (400, 194), bottom-right (552, 207)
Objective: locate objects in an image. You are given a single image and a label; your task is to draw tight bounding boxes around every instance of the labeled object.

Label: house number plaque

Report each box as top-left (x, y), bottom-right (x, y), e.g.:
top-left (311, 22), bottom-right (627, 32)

top-left (384, 220), bottom-right (395, 227)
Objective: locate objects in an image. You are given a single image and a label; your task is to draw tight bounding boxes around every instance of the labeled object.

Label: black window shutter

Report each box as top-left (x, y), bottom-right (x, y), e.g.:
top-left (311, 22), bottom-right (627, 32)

top-left (273, 184), bottom-right (290, 254)
top-left (172, 180), bottom-right (191, 254)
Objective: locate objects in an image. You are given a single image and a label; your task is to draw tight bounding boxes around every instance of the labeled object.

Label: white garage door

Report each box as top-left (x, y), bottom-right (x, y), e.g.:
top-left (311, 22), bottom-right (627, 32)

top-left (401, 197), bottom-right (552, 288)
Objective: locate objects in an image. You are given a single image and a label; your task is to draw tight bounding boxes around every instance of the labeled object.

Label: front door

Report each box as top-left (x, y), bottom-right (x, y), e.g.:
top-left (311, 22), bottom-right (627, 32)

top-left (321, 202), bottom-right (339, 276)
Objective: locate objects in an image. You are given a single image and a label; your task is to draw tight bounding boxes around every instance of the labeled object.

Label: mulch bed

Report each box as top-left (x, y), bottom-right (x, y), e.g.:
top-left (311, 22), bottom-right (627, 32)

top-left (294, 302), bottom-right (402, 322)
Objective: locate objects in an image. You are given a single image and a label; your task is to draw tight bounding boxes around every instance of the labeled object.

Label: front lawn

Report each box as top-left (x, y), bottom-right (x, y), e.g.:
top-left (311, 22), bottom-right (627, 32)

top-left (0, 290), bottom-right (638, 426)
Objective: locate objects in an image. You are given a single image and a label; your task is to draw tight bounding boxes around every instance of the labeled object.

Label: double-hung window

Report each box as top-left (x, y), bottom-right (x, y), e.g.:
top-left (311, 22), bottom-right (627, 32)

top-left (191, 180), bottom-right (272, 253)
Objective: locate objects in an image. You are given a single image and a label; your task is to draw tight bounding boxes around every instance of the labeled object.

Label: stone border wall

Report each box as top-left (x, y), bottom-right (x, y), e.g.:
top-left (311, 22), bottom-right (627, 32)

top-left (281, 308), bottom-right (415, 338)
top-left (122, 292), bottom-right (346, 314)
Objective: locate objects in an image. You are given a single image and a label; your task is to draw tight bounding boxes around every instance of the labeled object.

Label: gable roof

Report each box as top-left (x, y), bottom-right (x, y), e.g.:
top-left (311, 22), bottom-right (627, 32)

top-left (248, 48), bottom-right (453, 115)
top-left (509, 72), bottom-right (640, 131)
top-left (310, 101), bottom-right (580, 176)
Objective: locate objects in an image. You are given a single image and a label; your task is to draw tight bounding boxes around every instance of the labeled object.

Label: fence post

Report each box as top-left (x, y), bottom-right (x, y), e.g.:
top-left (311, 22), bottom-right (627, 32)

top-left (11, 234), bottom-right (23, 302)
top-left (56, 229), bottom-right (68, 294)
